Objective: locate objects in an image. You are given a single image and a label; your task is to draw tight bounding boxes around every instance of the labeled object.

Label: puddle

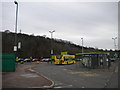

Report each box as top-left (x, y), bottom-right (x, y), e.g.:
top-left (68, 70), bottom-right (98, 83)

top-left (20, 74), bottom-right (39, 78)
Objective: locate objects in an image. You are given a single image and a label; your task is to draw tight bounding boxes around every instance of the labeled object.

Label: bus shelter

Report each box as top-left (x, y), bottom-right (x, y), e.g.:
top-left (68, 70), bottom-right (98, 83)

top-left (75, 52), bottom-right (110, 69)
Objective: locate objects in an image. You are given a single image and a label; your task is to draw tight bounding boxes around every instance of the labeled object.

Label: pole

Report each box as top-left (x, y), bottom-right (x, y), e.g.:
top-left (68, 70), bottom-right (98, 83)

top-left (14, 1), bottom-right (18, 52)
top-left (112, 37), bottom-right (117, 50)
top-left (81, 38), bottom-right (83, 53)
top-left (51, 32), bottom-right (53, 39)
top-left (114, 39), bottom-right (116, 50)
top-left (81, 38), bottom-right (84, 67)
top-left (51, 32), bottom-right (53, 55)
top-left (49, 30), bottom-right (55, 64)
top-left (49, 30), bottom-right (55, 55)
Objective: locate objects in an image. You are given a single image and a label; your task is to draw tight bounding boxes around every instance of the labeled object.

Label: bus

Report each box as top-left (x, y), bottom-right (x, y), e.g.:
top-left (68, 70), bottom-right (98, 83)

top-left (53, 55), bottom-right (76, 65)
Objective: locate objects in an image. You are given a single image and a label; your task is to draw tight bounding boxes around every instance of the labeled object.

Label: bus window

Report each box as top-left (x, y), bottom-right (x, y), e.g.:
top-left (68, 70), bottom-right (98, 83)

top-left (56, 55), bottom-right (62, 59)
top-left (64, 57), bottom-right (75, 61)
top-left (64, 57), bottom-right (69, 61)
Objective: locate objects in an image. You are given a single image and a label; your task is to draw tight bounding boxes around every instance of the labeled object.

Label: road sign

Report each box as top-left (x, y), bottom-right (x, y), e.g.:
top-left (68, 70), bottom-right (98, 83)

top-left (13, 46), bottom-right (17, 51)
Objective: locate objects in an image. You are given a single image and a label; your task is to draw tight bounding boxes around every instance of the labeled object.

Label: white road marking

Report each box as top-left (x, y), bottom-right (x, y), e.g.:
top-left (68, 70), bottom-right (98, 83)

top-left (63, 69), bottom-right (67, 70)
top-left (82, 86), bottom-right (85, 88)
top-left (54, 86), bottom-right (62, 88)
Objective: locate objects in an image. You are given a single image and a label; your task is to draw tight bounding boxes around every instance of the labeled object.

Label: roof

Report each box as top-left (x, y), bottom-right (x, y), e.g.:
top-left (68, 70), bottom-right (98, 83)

top-left (75, 52), bottom-right (108, 55)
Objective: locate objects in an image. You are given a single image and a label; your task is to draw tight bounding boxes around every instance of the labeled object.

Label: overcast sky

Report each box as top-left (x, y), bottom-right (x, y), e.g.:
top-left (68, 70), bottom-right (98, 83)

top-left (1, 0), bottom-right (118, 50)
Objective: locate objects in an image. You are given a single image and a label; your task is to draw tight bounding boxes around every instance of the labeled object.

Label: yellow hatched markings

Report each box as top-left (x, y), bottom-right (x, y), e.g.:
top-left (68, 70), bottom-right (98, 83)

top-left (68, 71), bottom-right (99, 77)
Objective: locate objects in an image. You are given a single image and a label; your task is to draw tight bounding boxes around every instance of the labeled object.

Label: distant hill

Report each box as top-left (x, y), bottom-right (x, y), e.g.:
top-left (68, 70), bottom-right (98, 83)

top-left (1, 31), bottom-right (117, 58)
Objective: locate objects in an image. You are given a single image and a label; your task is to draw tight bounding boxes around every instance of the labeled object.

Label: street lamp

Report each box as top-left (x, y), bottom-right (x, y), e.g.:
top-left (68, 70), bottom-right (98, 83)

top-left (49, 30), bottom-right (55, 55)
top-left (49, 30), bottom-right (55, 39)
top-left (81, 38), bottom-right (84, 53)
top-left (14, 1), bottom-right (18, 52)
top-left (112, 37), bottom-right (117, 50)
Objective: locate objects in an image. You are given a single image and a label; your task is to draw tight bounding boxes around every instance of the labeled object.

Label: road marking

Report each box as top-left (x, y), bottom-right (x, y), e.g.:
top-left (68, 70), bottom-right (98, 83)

top-left (68, 71), bottom-right (99, 77)
top-left (54, 86), bottom-right (62, 88)
top-left (63, 69), bottom-right (67, 70)
top-left (68, 85), bottom-right (73, 87)
top-left (69, 71), bottom-right (89, 74)
top-left (57, 84), bottom-right (73, 88)
top-left (55, 83), bottom-right (63, 86)
top-left (20, 74), bottom-right (39, 78)
top-left (54, 85), bottom-right (73, 88)
top-left (54, 81), bottom-right (73, 88)
top-left (28, 69), bottom-right (35, 72)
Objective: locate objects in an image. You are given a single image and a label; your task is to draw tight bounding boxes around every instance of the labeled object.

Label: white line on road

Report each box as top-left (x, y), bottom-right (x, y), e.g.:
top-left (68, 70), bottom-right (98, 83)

top-left (54, 86), bottom-right (62, 88)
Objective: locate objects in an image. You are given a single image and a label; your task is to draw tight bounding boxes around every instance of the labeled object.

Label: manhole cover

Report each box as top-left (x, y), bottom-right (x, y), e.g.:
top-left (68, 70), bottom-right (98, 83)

top-left (20, 74), bottom-right (39, 78)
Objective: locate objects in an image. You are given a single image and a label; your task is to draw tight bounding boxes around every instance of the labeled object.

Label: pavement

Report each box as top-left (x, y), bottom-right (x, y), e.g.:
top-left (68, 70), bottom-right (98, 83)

top-left (2, 63), bottom-right (53, 88)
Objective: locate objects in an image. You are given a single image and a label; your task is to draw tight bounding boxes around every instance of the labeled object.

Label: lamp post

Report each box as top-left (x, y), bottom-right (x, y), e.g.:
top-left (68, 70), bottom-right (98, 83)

top-left (14, 1), bottom-right (18, 52)
top-left (49, 30), bottom-right (55, 55)
top-left (112, 37), bottom-right (117, 50)
top-left (81, 38), bottom-right (83, 53)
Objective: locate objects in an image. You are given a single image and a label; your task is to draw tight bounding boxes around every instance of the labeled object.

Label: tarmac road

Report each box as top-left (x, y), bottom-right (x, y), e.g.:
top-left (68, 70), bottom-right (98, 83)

top-left (32, 62), bottom-right (118, 88)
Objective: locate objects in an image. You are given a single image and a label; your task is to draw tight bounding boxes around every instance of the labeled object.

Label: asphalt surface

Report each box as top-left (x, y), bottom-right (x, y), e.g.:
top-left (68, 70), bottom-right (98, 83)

top-left (32, 62), bottom-right (118, 88)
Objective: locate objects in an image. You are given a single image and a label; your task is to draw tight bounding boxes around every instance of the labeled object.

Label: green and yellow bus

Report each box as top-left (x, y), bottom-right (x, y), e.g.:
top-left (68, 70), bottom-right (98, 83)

top-left (53, 55), bottom-right (76, 65)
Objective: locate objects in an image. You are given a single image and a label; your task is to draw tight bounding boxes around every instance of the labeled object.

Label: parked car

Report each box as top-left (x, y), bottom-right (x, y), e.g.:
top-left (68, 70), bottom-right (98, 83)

top-left (32, 58), bottom-right (39, 62)
top-left (76, 58), bottom-right (82, 61)
top-left (41, 58), bottom-right (50, 62)
top-left (24, 58), bottom-right (31, 62)
top-left (18, 58), bottom-right (24, 62)
top-left (110, 58), bottom-right (116, 62)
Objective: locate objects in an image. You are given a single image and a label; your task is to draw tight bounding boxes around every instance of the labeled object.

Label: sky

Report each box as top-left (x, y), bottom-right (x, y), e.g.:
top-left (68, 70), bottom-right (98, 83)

top-left (1, 0), bottom-right (119, 50)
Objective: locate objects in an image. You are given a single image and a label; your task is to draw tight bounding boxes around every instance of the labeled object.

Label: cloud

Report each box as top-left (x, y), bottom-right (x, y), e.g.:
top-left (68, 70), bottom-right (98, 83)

top-left (2, 2), bottom-right (118, 50)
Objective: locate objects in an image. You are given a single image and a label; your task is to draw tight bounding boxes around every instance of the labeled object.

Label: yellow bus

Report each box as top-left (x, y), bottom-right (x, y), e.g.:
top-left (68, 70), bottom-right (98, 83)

top-left (53, 55), bottom-right (76, 64)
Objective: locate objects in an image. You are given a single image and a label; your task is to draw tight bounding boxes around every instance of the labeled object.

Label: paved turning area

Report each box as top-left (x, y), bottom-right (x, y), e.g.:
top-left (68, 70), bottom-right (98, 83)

top-left (32, 62), bottom-right (118, 88)
top-left (2, 61), bottom-right (118, 89)
top-left (2, 63), bottom-right (53, 88)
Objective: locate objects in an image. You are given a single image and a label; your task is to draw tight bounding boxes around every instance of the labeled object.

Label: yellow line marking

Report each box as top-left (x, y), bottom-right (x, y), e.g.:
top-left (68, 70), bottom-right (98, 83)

top-left (68, 71), bottom-right (99, 77)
